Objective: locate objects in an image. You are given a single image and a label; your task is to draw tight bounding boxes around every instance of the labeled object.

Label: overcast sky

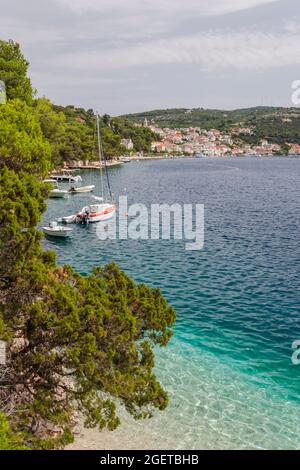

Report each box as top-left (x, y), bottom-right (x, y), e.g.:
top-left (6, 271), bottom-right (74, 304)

top-left (1, 0), bottom-right (300, 114)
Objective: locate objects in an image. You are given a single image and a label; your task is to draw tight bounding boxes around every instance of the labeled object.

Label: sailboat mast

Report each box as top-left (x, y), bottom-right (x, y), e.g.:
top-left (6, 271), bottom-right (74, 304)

top-left (96, 113), bottom-right (105, 201)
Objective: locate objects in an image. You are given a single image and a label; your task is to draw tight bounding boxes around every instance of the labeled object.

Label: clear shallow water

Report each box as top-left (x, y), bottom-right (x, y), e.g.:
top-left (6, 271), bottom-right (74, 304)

top-left (42, 157), bottom-right (300, 449)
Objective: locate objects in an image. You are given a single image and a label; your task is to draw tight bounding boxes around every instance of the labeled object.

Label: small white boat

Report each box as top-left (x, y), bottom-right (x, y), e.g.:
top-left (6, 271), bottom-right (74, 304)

top-left (60, 214), bottom-right (77, 224)
top-left (69, 185), bottom-right (95, 194)
top-left (43, 221), bottom-right (73, 238)
top-left (76, 203), bottom-right (116, 224)
top-left (50, 170), bottom-right (82, 183)
top-left (49, 188), bottom-right (69, 199)
top-left (43, 178), bottom-right (57, 184)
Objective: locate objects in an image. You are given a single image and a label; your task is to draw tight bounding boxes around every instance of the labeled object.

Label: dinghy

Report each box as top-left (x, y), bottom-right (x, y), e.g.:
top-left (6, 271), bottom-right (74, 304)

top-left (43, 221), bottom-right (73, 238)
top-left (49, 188), bottom-right (69, 199)
top-left (60, 214), bottom-right (77, 224)
top-left (69, 185), bottom-right (95, 194)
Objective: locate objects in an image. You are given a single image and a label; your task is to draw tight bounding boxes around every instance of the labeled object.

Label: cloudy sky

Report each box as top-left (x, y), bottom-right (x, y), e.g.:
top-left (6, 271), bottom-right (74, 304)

top-left (1, 0), bottom-right (299, 114)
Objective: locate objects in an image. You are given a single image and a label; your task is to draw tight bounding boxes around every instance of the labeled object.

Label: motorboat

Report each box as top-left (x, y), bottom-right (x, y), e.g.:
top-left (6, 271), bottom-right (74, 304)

top-left (48, 179), bottom-right (69, 198)
top-left (43, 221), bottom-right (73, 238)
top-left (50, 170), bottom-right (82, 183)
top-left (49, 188), bottom-right (69, 199)
top-left (76, 203), bottom-right (116, 224)
top-left (43, 178), bottom-right (57, 184)
top-left (69, 185), bottom-right (95, 194)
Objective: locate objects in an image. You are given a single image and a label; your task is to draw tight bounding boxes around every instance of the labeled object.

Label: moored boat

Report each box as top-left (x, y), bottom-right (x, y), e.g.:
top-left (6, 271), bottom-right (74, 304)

top-left (49, 188), bottom-right (69, 199)
top-left (69, 185), bottom-right (95, 194)
top-left (50, 170), bottom-right (82, 183)
top-left (43, 178), bottom-right (57, 184)
top-left (43, 221), bottom-right (73, 238)
top-left (76, 203), bottom-right (116, 224)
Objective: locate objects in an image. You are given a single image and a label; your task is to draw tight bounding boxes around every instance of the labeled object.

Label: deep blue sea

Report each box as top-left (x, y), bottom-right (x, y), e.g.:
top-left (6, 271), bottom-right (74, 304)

top-left (42, 157), bottom-right (300, 449)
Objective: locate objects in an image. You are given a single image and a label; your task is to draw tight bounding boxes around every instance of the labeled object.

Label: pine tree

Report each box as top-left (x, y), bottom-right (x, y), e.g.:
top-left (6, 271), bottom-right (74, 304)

top-left (0, 40), bottom-right (176, 449)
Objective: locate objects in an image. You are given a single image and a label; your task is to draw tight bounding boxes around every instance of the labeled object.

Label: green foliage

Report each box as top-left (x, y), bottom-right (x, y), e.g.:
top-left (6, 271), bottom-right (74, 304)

top-left (58, 121), bottom-right (94, 162)
top-left (0, 39), bottom-right (176, 450)
top-left (0, 412), bottom-right (28, 450)
top-left (111, 118), bottom-right (159, 153)
top-left (254, 116), bottom-right (300, 145)
top-left (101, 126), bottom-right (124, 158)
top-left (1, 261), bottom-right (174, 446)
top-left (34, 98), bottom-right (67, 166)
top-left (0, 167), bottom-right (46, 282)
top-left (53, 104), bottom-right (95, 129)
top-left (0, 99), bottom-right (51, 175)
top-left (237, 133), bottom-right (261, 146)
top-left (35, 99), bottom-right (94, 165)
top-left (0, 154), bottom-right (175, 448)
top-left (280, 143), bottom-right (291, 155)
top-left (49, 106), bottom-right (159, 159)
top-left (122, 107), bottom-right (239, 129)
top-left (1, 252), bottom-right (175, 448)
top-left (0, 40), bottom-right (33, 104)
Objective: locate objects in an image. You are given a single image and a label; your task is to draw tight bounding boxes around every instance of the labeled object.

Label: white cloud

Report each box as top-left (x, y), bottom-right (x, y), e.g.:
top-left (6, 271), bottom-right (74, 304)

top-left (51, 29), bottom-right (300, 72)
top-left (57, 0), bottom-right (280, 16)
top-left (284, 20), bottom-right (300, 34)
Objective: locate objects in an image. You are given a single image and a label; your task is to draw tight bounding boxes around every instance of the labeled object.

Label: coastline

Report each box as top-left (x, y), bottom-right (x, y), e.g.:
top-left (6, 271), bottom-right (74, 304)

top-left (61, 153), bottom-right (300, 173)
top-left (46, 157), bottom-right (300, 451)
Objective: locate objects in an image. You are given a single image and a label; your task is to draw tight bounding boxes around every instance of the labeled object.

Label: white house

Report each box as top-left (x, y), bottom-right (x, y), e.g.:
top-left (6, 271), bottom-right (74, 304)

top-left (121, 139), bottom-right (134, 151)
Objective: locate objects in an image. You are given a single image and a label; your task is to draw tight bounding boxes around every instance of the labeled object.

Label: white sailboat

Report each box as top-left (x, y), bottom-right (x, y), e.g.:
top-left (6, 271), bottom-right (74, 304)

top-left (75, 114), bottom-right (116, 224)
top-left (62, 114), bottom-right (116, 225)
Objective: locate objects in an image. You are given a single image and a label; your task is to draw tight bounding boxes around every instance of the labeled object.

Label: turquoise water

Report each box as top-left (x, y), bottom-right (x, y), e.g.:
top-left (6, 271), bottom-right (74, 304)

top-left (42, 157), bottom-right (300, 449)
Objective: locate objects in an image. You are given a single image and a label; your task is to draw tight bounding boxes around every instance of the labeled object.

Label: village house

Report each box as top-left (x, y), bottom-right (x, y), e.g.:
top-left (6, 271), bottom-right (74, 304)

top-left (121, 138), bottom-right (134, 151)
top-left (151, 141), bottom-right (166, 152)
top-left (148, 121), bottom-right (300, 158)
top-left (288, 143), bottom-right (300, 154)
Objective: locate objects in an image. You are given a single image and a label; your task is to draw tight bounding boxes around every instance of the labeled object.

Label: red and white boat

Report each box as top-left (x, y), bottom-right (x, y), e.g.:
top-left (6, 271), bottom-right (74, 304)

top-left (76, 202), bottom-right (116, 224)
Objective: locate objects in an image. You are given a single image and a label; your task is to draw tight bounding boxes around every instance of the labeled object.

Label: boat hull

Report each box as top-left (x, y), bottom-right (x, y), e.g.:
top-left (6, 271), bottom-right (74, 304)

top-left (50, 175), bottom-right (82, 183)
top-left (69, 185), bottom-right (95, 194)
top-left (43, 227), bottom-right (72, 238)
top-left (76, 203), bottom-right (116, 224)
top-left (49, 190), bottom-right (68, 199)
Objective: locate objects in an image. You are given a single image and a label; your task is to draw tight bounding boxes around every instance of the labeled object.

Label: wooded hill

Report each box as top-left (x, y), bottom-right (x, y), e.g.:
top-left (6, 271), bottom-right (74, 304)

top-left (122, 107), bottom-right (300, 145)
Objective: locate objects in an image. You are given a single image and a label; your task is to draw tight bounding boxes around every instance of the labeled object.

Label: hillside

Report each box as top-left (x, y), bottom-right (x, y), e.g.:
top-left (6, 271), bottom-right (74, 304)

top-left (50, 105), bottom-right (158, 161)
top-left (121, 107), bottom-right (300, 145)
